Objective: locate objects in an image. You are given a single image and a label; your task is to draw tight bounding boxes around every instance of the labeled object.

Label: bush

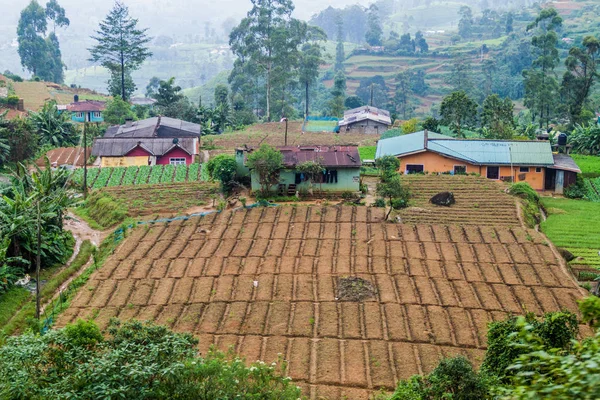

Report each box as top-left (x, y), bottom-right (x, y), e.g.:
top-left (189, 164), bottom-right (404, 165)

top-left (373, 198), bottom-right (386, 207)
top-left (508, 182), bottom-right (541, 227)
top-left (0, 319), bottom-right (302, 399)
top-left (390, 197), bottom-right (409, 209)
top-left (5, 95), bottom-right (19, 106)
top-left (564, 176), bottom-right (587, 199)
top-left (82, 191), bottom-right (129, 229)
top-left (206, 154), bottom-right (237, 192)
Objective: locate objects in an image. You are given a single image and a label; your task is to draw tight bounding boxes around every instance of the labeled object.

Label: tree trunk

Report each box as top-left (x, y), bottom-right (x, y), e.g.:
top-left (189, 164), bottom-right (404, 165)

top-left (35, 201), bottom-right (41, 320)
top-left (121, 51), bottom-right (126, 101)
top-left (266, 61), bottom-right (271, 122)
top-left (305, 81), bottom-right (309, 118)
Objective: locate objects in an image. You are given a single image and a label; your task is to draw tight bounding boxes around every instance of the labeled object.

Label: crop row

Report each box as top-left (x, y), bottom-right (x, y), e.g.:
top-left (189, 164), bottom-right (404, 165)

top-left (71, 164), bottom-right (204, 189)
top-left (583, 178), bottom-right (600, 202)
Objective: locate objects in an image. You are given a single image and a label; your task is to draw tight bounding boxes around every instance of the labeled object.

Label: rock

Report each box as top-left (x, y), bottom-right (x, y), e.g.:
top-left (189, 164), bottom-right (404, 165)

top-left (430, 192), bottom-right (455, 207)
top-left (557, 248), bottom-right (575, 262)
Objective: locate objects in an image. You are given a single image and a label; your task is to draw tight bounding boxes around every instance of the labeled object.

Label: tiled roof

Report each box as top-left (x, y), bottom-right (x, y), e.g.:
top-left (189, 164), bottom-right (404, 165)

top-left (376, 131), bottom-right (556, 166)
top-left (67, 100), bottom-right (106, 112)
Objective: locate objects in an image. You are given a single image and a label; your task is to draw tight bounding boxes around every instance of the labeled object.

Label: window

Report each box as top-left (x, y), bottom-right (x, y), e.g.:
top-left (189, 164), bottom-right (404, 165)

top-left (320, 169), bottom-right (338, 184)
top-left (487, 166), bottom-right (500, 180)
top-left (536, 167), bottom-right (542, 173)
top-left (519, 167), bottom-right (530, 173)
top-left (453, 165), bottom-right (467, 175)
top-left (92, 112), bottom-right (101, 118)
top-left (75, 112), bottom-right (84, 118)
top-left (406, 164), bottom-right (424, 174)
top-left (170, 158), bottom-right (186, 165)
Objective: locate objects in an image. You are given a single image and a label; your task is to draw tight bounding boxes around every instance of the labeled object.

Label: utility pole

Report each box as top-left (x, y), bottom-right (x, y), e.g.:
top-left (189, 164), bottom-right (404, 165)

top-left (284, 118), bottom-right (288, 146)
top-left (83, 123), bottom-right (88, 199)
top-left (35, 201), bottom-right (41, 320)
top-left (370, 83), bottom-right (374, 106)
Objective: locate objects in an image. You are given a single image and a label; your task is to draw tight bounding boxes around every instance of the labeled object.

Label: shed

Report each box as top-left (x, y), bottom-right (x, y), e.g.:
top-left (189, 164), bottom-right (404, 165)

top-left (338, 106), bottom-right (391, 134)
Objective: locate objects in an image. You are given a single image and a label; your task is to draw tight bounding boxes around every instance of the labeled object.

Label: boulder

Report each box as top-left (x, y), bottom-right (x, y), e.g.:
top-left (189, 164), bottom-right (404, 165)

top-left (430, 192), bottom-right (455, 207)
top-left (557, 248), bottom-right (576, 262)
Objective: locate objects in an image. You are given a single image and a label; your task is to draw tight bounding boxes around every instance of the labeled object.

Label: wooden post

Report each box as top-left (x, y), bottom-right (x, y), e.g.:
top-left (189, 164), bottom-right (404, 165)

top-left (83, 123), bottom-right (88, 199)
top-left (285, 118), bottom-right (288, 146)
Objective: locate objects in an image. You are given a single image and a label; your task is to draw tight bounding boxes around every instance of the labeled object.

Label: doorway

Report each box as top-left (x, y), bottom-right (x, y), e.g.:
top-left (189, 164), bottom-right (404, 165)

top-left (486, 166), bottom-right (499, 180)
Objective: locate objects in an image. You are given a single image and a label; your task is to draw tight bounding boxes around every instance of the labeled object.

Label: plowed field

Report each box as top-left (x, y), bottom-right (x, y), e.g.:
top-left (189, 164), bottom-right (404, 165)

top-left (56, 206), bottom-right (588, 399)
top-left (399, 175), bottom-right (520, 226)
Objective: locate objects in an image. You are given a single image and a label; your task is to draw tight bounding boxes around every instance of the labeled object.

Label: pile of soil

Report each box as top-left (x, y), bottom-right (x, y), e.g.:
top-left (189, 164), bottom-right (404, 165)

top-left (336, 277), bottom-right (377, 301)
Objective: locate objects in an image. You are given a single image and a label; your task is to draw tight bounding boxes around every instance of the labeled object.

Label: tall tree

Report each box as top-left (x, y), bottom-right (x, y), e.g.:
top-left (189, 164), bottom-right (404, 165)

top-left (17, 0), bottom-right (68, 83)
top-left (458, 6), bottom-right (473, 40)
top-left (446, 57), bottom-right (476, 98)
top-left (145, 76), bottom-right (161, 98)
top-left (414, 31), bottom-right (428, 53)
top-left (365, 5), bottom-right (382, 46)
top-left (395, 71), bottom-right (412, 119)
top-left (523, 8), bottom-right (562, 129)
top-left (298, 27), bottom-right (326, 117)
top-left (88, 1), bottom-right (152, 101)
top-left (505, 12), bottom-right (514, 34)
top-left (561, 36), bottom-right (600, 126)
top-left (328, 71), bottom-right (346, 117)
top-left (229, 0), bottom-right (295, 122)
top-left (481, 94), bottom-right (515, 139)
top-left (440, 91), bottom-right (478, 138)
top-left (214, 84), bottom-right (230, 107)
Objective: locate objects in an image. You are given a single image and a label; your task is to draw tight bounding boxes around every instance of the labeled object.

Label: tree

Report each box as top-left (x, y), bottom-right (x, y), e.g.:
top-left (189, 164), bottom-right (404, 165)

top-left (414, 31), bottom-right (428, 53)
top-left (328, 71), bottom-right (346, 117)
top-left (422, 116), bottom-right (439, 132)
top-left (246, 144), bottom-right (284, 193)
top-left (446, 57), bottom-right (476, 99)
top-left (298, 27), bottom-right (326, 117)
top-left (28, 100), bottom-right (79, 147)
top-left (214, 84), bottom-right (229, 107)
top-left (334, 15), bottom-right (345, 72)
top-left (206, 154), bottom-right (237, 193)
top-left (108, 69), bottom-right (135, 100)
top-left (0, 116), bottom-right (38, 164)
top-left (569, 124), bottom-right (600, 155)
top-left (344, 95), bottom-right (364, 109)
top-left (505, 12), bottom-right (514, 34)
top-left (440, 91), bottom-right (478, 138)
top-left (296, 160), bottom-right (325, 194)
top-left (145, 76), bottom-right (161, 98)
top-left (376, 175), bottom-right (409, 220)
top-left (365, 5), bottom-right (383, 46)
top-left (0, 319), bottom-right (302, 399)
top-left (395, 71), bottom-right (412, 119)
top-left (523, 8), bottom-right (562, 128)
top-left (17, 0), bottom-right (69, 83)
top-left (561, 36), bottom-right (600, 126)
top-left (481, 58), bottom-right (497, 96)
top-left (481, 94), bottom-right (515, 139)
top-left (153, 77), bottom-right (184, 107)
top-left (88, 1), bottom-right (152, 101)
top-left (102, 97), bottom-right (135, 125)
top-left (375, 155), bottom-right (400, 181)
top-left (356, 76), bottom-right (388, 108)
top-left (458, 6), bottom-right (473, 39)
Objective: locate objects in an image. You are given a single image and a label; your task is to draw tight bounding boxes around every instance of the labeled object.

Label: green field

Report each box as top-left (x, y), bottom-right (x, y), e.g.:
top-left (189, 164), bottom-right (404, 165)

top-left (571, 154), bottom-right (600, 177)
top-left (71, 164), bottom-right (204, 189)
top-left (359, 146), bottom-right (376, 160)
top-left (541, 197), bottom-right (600, 269)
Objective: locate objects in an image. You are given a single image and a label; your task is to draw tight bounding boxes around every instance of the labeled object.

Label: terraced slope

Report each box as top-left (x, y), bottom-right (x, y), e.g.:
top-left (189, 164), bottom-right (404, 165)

top-left (56, 206), bottom-right (588, 399)
top-left (399, 175), bottom-right (519, 226)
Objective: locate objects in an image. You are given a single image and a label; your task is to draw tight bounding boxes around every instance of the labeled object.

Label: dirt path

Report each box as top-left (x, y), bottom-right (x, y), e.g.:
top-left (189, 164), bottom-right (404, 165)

top-left (64, 211), bottom-right (110, 246)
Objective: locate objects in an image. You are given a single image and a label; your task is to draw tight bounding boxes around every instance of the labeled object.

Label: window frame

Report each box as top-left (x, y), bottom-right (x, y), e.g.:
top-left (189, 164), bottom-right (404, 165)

top-left (535, 167), bottom-right (542, 173)
top-left (486, 166), bottom-right (500, 180)
top-left (453, 165), bottom-right (467, 175)
top-left (169, 157), bottom-right (187, 166)
top-left (519, 167), bottom-right (530, 173)
top-left (75, 112), bottom-right (84, 119)
top-left (405, 164), bottom-right (424, 174)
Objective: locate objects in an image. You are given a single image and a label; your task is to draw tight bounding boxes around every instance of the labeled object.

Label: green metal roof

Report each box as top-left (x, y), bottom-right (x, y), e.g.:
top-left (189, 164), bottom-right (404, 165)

top-left (376, 131), bottom-right (555, 166)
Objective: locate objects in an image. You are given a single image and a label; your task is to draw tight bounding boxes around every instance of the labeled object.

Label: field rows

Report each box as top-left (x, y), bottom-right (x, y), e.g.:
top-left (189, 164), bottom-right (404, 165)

top-left (71, 164), bottom-right (202, 189)
top-left (56, 206), bottom-right (587, 398)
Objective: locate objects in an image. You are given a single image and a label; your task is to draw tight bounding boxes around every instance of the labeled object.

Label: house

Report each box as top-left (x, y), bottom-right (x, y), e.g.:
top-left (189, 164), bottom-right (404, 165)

top-left (58, 97), bottom-right (106, 123)
top-left (375, 130), bottom-right (581, 193)
top-left (91, 116), bottom-right (201, 167)
top-left (238, 145), bottom-right (362, 195)
top-left (338, 106), bottom-right (392, 134)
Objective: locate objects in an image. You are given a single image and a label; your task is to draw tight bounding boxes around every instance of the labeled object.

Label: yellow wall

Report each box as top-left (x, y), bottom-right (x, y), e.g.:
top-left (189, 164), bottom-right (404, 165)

top-left (100, 156), bottom-right (149, 168)
top-left (398, 151), bottom-right (546, 190)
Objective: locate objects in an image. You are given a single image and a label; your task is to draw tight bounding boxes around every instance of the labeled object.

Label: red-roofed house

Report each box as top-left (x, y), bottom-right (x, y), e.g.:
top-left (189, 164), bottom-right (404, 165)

top-left (58, 97), bottom-right (106, 123)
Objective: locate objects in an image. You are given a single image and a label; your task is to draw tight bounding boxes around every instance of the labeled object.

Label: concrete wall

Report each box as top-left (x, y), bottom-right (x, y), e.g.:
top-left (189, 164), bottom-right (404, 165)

top-left (71, 112), bottom-right (103, 123)
top-left (397, 150), bottom-right (547, 190)
top-left (251, 168), bottom-right (361, 193)
top-left (343, 119), bottom-right (389, 134)
top-left (100, 156), bottom-right (149, 167)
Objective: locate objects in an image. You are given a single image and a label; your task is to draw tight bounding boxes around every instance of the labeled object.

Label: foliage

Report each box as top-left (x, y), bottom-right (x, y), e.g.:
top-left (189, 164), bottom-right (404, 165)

top-left (365, 4), bottom-right (382, 46)
top-left (482, 311), bottom-right (578, 382)
top-left (328, 71), bottom-right (346, 117)
top-left (421, 117), bottom-right (439, 132)
top-left (481, 94), bottom-right (515, 139)
top-left (29, 101), bottom-right (79, 147)
top-left (17, 0), bottom-right (69, 83)
top-left (296, 160), bottom-right (325, 192)
top-left (80, 191), bottom-right (128, 229)
top-left (358, 146), bottom-right (375, 161)
top-left (440, 91), bottom-right (478, 138)
top-left (0, 319), bottom-right (302, 399)
top-left (152, 77), bottom-right (197, 122)
top-left (0, 115), bottom-right (39, 165)
top-left (88, 1), bottom-right (152, 100)
top-left (298, 30), bottom-right (327, 117)
top-left (376, 175), bottom-right (410, 219)
top-left (246, 145), bottom-right (284, 193)
top-left (570, 124), bottom-right (600, 155)
top-left (579, 296), bottom-right (600, 330)
top-left (102, 97), bottom-right (136, 125)
top-left (375, 155), bottom-right (400, 182)
top-left (401, 118), bottom-right (419, 135)
top-left (206, 154), bottom-right (237, 192)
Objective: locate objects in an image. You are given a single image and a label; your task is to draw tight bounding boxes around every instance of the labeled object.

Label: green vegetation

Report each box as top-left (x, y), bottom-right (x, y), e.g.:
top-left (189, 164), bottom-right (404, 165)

top-left (571, 154), bottom-right (600, 177)
top-left (541, 197), bottom-right (600, 269)
top-left (72, 164), bottom-right (202, 189)
top-left (0, 319), bottom-right (302, 399)
top-left (358, 146), bottom-right (376, 160)
top-left (508, 182), bottom-right (541, 228)
top-left (0, 287), bottom-right (31, 332)
top-left (75, 191), bottom-right (128, 230)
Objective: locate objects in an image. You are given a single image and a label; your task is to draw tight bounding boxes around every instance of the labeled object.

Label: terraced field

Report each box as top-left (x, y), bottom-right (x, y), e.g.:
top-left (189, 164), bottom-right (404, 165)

top-left (398, 175), bottom-right (519, 226)
top-left (72, 164), bottom-right (203, 189)
top-left (56, 205), bottom-right (588, 399)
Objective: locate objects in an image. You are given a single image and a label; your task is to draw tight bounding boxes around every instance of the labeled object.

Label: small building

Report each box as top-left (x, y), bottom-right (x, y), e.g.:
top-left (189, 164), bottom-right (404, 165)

top-left (36, 146), bottom-right (90, 168)
top-left (240, 145), bottom-right (362, 195)
top-left (91, 116), bottom-right (201, 167)
top-left (338, 106), bottom-right (392, 134)
top-left (375, 130), bottom-right (581, 193)
top-left (58, 97), bottom-right (106, 123)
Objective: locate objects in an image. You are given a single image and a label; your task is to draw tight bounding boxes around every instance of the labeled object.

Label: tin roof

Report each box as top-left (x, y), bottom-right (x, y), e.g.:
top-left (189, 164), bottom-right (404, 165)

top-left (104, 116), bottom-right (201, 138)
top-left (376, 131), bottom-right (556, 166)
top-left (277, 146), bottom-right (361, 168)
top-left (66, 100), bottom-right (106, 112)
top-left (91, 138), bottom-right (196, 157)
top-left (339, 106), bottom-right (392, 127)
top-left (36, 146), bottom-right (90, 167)
top-left (552, 153), bottom-right (581, 173)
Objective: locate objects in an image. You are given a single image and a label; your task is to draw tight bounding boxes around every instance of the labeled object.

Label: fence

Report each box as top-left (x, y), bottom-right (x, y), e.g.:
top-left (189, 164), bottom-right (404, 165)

top-left (302, 116), bottom-right (339, 133)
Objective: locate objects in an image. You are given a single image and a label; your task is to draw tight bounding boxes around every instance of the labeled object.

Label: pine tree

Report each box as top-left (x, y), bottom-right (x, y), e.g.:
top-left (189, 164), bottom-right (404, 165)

top-left (88, 1), bottom-right (152, 101)
top-left (334, 16), bottom-right (345, 72)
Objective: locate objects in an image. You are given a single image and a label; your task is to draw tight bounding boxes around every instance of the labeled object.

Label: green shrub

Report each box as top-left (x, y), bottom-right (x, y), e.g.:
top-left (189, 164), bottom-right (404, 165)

top-left (390, 198), bottom-right (409, 209)
top-left (6, 95), bottom-right (19, 106)
top-left (509, 182), bottom-right (540, 203)
top-left (564, 176), bottom-right (587, 199)
top-left (206, 154), bottom-right (237, 192)
top-left (373, 198), bottom-right (386, 207)
top-left (83, 191), bottom-right (129, 229)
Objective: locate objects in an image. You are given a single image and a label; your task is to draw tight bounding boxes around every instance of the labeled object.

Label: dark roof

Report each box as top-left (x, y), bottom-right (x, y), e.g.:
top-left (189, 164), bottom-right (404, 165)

top-left (91, 138), bottom-right (196, 157)
top-left (275, 145), bottom-right (361, 168)
top-left (104, 116), bottom-right (201, 138)
top-left (552, 153), bottom-right (581, 173)
top-left (67, 100), bottom-right (106, 112)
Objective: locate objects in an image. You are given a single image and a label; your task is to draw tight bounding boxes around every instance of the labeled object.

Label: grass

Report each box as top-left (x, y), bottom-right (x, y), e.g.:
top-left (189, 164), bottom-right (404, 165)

top-left (75, 191), bottom-right (129, 230)
top-left (0, 287), bottom-right (31, 333)
top-left (540, 197), bottom-right (600, 268)
top-left (359, 146), bottom-right (376, 160)
top-left (571, 154), bottom-right (600, 177)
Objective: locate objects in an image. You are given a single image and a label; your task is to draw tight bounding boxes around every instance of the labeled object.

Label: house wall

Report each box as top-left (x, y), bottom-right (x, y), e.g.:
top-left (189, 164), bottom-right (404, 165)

top-left (126, 147), bottom-right (151, 157)
top-left (397, 151), bottom-right (546, 190)
top-left (156, 147), bottom-right (193, 165)
top-left (250, 168), bottom-right (361, 193)
top-left (344, 119), bottom-right (389, 134)
top-left (71, 111), bottom-right (103, 123)
top-left (100, 156), bottom-right (149, 167)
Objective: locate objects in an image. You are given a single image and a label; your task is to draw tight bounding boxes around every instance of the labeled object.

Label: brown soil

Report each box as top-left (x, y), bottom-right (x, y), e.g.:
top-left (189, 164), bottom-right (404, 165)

top-left (336, 277), bottom-right (377, 302)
